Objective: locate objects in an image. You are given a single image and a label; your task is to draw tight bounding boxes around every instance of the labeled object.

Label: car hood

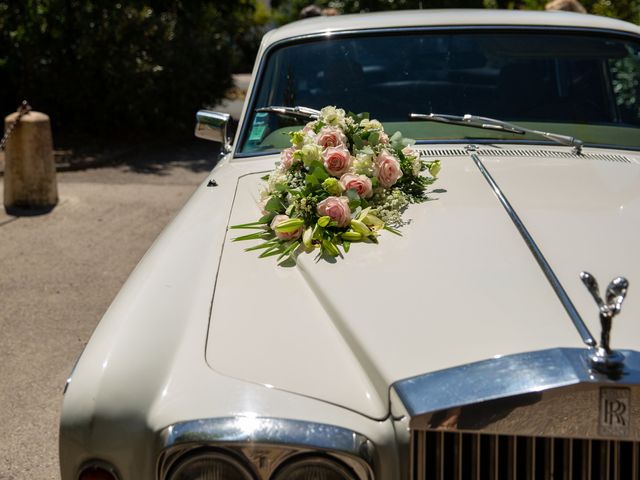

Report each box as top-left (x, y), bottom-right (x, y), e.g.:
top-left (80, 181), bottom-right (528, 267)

top-left (206, 146), bottom-right (640, 420)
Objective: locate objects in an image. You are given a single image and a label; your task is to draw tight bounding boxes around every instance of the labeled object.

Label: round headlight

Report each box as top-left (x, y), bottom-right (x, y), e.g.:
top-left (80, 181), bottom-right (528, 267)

top-left (272, 456), bottom-right (358, 480)
top-left (167, 451), bottom-right (253, 480)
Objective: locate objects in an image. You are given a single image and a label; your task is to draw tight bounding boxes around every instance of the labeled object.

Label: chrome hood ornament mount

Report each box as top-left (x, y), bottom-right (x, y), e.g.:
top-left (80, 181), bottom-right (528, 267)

top-left (580, 271), bottom-right (629, 374)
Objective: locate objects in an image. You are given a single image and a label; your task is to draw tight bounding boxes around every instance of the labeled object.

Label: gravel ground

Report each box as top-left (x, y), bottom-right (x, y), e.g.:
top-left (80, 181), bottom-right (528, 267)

top-left (0, 142), bottom-right (216, 479)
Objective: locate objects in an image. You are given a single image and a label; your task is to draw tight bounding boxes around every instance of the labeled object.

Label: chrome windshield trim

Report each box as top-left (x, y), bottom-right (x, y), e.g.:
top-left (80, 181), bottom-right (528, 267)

top-left (470, 152), bottom-right (597, 347)
top-left (234, 25), bottom-right (640, 159)
top-left (393, 348), bottom-right (640, 418)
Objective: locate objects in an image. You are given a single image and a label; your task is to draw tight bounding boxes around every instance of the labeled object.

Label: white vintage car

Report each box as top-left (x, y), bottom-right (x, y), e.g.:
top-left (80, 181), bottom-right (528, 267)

top-left (60, 9), bottom-right (640, 480)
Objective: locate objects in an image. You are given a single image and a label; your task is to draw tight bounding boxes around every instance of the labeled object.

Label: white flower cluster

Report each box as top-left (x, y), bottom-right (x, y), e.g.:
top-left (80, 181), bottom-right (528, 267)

top-left (267, 169), bottom-right (288, 192)
top-left (371, 189), bottom-right (409, 227)
top-left (319, 106), bottom-right (347, 129)
top-left (352, 151), bottom-right (375, 176)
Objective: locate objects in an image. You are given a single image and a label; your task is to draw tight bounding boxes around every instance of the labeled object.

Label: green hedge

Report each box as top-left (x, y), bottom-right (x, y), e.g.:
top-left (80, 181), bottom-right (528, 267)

top-left (0, 1), bottom-right (261, 134)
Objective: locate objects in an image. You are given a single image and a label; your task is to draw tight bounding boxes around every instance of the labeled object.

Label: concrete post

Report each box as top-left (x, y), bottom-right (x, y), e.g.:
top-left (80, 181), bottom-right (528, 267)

top-left (3, 111), bottom-right (58, 213)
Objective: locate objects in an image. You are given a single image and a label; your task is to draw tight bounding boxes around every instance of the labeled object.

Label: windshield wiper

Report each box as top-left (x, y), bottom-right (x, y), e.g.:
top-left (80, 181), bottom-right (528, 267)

top-left (256, 105), bottom-right (321, 120)
top-left (410, 112), bottom-right (583, 155)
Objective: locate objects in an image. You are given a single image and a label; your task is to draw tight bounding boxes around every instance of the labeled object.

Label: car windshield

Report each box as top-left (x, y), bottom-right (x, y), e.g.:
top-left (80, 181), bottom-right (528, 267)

top-left (237, 29), bottom-right (640, 155)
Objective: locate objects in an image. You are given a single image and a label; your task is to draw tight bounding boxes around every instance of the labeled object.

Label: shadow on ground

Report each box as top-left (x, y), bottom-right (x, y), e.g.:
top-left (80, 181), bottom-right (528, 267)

top-left (121, 139), bottom-right (222, 176)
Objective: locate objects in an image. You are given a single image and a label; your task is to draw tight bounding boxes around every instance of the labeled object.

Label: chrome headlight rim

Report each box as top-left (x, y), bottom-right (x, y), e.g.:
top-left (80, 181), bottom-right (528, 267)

top-left (165, 448), bottom-right (256, 480)
top-left (271, 453), bottom-right (360, 480)
top-left (156, 417), bottom-right (376, 480)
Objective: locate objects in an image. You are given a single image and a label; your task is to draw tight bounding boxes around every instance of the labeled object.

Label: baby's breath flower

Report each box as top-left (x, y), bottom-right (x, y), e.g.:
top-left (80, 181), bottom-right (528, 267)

top-left (267, 170), bottom-right (288, 193)
top-left (371, 189), bottom-right (409, 227)
top-left (292, 196), bottom-right (315, 217)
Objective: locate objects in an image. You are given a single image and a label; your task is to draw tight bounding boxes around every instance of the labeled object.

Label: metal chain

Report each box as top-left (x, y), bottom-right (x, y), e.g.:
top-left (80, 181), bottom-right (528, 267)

top-left (0, 100), bottom-right (32, 151)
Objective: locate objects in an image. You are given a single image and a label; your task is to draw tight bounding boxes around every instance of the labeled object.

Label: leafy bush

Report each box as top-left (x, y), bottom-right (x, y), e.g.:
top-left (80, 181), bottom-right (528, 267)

top-left (272, 0), bottom-right (483, 23)
top-left (0, 1), bottom-right (260, 134)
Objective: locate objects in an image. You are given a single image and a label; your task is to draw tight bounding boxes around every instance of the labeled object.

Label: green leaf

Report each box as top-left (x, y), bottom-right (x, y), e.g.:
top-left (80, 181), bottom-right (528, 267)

top-left (229, 218), bottom-right (271, 229)
top-left (305, 173), bottom-right (319, 186)
top-left (342, 240), bottom-right (351, 253)
top-left (277, 241), bottom-right (299, 262)
top-left (346, 188), bottom-right (361, 209)
top-left (259, 244), bottom-right (285, 258)
top-left (322, 239), bottom-right (340, 257)
top-left (245, 239), bottom-right (280, 251)
top-left (265, 196), bottom-right (284, 213)
top-left (389, 131), bottom-right (404, 149)
top-left (384, 225), bottom-right (403, 236)
top-left (232, 231), bottom-right (272, 242)
top-left (312, 165), bottom-right (329, 181)
top-left (308, 160), bottom-right (324, 172)
top-left (352, 134), bottom-right (365, 149)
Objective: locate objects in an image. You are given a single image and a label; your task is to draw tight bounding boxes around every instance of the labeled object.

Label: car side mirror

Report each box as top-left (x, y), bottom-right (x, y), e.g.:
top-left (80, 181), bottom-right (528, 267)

top-left (195, 110), bottom-right (231, 153)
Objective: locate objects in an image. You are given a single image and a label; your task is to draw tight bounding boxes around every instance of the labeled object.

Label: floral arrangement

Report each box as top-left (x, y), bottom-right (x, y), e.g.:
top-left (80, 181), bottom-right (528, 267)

top-left (231, 106), bottom-right (441, 264)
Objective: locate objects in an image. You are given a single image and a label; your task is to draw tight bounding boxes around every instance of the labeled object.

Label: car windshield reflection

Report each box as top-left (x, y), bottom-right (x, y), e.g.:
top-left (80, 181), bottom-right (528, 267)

top-left (239, 29), bottom-right (640, 154)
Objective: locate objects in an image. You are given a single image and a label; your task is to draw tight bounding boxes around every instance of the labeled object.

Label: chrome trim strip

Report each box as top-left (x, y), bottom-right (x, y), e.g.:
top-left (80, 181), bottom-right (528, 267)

top-left (469, 152), bottom-right (597, 347)
top-left (234, 26), bottom-right (640, 159)
top-left (157, 416), bottom-right (375, 480)
top-left (393, 348), bottom-right (640, 418)
top-left (160, 416), bottom-right (374, 461)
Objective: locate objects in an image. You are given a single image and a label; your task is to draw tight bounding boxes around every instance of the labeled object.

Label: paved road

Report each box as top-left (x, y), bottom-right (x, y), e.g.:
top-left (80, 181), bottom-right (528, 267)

top-left (0, 143), bottom-right (215, 479)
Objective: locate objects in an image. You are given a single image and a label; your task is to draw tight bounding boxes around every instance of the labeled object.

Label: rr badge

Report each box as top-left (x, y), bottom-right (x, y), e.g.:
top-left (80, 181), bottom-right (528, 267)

top-left (599, 387), bottom-right (630, 437)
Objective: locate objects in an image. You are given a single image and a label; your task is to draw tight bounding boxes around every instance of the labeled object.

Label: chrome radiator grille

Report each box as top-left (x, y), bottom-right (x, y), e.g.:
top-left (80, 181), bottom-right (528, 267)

top-left (411, 431), bottom-right (640, 480)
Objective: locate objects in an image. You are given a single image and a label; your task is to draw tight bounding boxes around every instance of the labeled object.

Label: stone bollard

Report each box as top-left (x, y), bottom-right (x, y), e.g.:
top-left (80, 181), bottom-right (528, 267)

top-left (3, 110), bottom-right (58, 213)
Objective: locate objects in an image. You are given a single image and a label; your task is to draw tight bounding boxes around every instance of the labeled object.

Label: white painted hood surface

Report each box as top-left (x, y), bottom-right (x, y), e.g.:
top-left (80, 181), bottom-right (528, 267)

top-left (207, 147), bottom-right (640, 420)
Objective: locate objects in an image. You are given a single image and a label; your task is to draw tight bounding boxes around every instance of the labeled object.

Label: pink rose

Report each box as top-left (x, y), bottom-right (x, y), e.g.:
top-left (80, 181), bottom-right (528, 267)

top-left (317, 196), bottom-right (351, 228)
top-left (339, 173), bottom-right (373, 199)
top-left (303, 121), bottom-right (317, 136)
top-left (378, 132), bottom-right (389, 144)
top-left (375, 150), bottom-right (403, 188)
top-left (280, 147), bottom-right (296, 170)
top-left (322, 146), bottom-right (351, 177)
top-left (270, 214), bottom-right (303, 241)
top-left (316, 127), bottom-right (348, 149)
top-left (402, 145), bottom-right (417, 158)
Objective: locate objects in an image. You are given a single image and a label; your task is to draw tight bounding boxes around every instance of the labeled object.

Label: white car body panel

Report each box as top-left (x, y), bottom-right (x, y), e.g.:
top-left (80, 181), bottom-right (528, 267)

top-left (208, 146), bottom-right (640, 420)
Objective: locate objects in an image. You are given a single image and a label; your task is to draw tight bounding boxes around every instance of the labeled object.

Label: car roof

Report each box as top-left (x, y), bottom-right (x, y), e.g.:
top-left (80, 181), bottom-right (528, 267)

top-left (262, 9), bottom-right (640, 46)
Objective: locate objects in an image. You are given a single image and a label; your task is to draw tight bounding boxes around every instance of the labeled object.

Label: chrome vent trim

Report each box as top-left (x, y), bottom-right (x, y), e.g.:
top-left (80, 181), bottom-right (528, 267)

top-left (416, 148), bottom-right (468, 157)
top-left (415, 147), bottom-right (633, 163)
top-left (477, 148), bottom-right (632, 162)
top-left (411, 431), bottom-right (639, 480)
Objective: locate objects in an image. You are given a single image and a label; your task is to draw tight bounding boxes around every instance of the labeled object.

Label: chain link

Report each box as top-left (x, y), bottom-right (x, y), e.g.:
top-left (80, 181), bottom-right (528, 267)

top-left (0, 100), bottom-right (32, 151)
